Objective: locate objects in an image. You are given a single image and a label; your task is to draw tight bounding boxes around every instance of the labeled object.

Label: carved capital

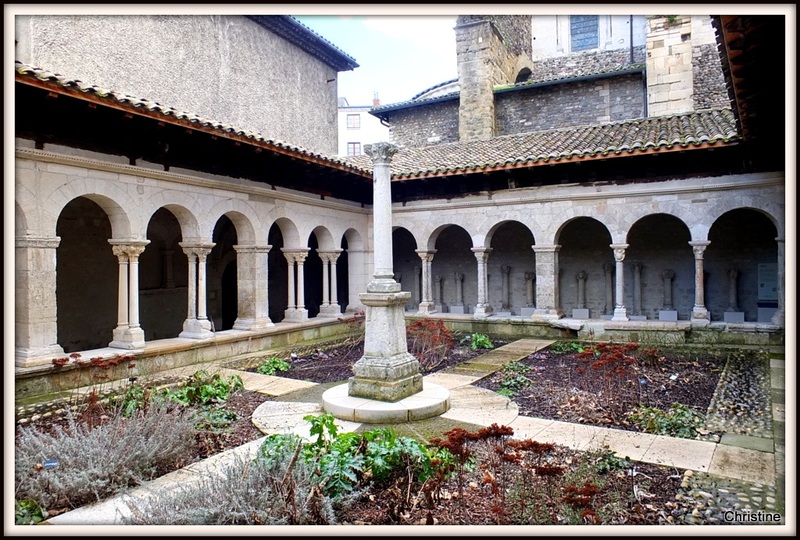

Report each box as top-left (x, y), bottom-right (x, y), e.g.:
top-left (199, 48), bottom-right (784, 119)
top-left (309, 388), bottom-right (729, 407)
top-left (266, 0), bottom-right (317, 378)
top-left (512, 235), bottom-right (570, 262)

top-left (364, 142), bottom-right (398, 165)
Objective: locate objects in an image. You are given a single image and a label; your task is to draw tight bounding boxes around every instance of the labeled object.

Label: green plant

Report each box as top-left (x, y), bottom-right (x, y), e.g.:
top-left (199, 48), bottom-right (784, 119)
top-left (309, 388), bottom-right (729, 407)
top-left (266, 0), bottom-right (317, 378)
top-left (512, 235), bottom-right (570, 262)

top-left (463, 333), bottom-right (494, 350)
top-left (587, 446), bottom-right (632, 475)
top-left (549, 340), bottom-right (585, 354)
top-left (496, 361), bottom-right (532, 396)
top-left (256, 356), bottom-right (291, 376)
top-left (627, 403), bottom-right (704, 439)
top-left (15, 498), bottom-right (44, 525)
top-left (166, 370), bottom-right (243, 406)
top-left (193, 405), bottom-right (239, 433)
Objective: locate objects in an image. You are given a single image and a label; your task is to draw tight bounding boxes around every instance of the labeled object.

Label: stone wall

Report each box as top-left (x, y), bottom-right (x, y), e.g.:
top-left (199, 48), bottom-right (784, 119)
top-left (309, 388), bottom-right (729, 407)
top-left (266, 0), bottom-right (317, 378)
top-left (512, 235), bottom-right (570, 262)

top-left (387, 100), bottom-right (460, 148)
top-left (528, 46), bottom-right (646, 81)
top-left (693, 43), bottom-right (730, 110)
top-left (496, 73), bottom-right (645, 135)
top-left (15, 15), bottom-right (340, 155)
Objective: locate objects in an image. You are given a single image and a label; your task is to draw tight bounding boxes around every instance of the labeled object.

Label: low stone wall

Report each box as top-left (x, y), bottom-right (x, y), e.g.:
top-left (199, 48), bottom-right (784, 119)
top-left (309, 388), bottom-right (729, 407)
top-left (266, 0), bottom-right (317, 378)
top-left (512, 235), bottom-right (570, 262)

top-left (14, 318), bottom-right (356, 406)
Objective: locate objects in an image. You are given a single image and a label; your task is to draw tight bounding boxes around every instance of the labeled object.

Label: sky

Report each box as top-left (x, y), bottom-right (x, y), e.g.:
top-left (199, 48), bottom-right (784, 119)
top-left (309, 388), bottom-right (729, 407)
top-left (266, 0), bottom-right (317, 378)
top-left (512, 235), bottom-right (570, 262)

top-left (293, 15), bottom-right (458, 107)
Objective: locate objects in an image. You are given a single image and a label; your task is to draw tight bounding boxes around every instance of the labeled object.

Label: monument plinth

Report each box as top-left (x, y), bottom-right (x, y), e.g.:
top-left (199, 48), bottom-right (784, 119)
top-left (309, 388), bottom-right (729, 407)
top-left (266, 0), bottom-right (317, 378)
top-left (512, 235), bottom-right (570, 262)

top-left (323, 142), bottom-right (449, 420)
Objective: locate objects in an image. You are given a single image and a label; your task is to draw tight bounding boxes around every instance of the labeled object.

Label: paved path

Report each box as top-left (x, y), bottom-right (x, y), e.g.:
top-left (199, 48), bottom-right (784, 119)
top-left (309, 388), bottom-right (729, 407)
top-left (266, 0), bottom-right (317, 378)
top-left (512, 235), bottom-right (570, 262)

top-left (44, 338), bottom-right (785, 526)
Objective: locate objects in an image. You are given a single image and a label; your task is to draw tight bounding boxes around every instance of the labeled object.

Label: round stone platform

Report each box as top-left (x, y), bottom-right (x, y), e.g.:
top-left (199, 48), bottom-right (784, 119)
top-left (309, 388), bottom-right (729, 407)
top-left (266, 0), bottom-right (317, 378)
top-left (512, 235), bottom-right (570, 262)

top-left (322, 381), bottom-right (450, 424)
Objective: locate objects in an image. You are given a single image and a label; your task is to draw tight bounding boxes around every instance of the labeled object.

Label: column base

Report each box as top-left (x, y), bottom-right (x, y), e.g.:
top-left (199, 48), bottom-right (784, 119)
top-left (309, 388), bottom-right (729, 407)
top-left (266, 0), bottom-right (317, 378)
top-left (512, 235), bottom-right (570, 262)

top-left (232, 317), bottom-right (275, 331)
top-left (531, 308), bottom-right (563, 321)
top-left (611, 307), bottom-right (629, 322)
top-left (473, 304), bottom-right (493, 319)
top-left (417, 301), bottom-right (437, 315)
top-left (179, 318), bottom-right (214, 339)
top-left (349, 351), bottom-right (423, 402)
top-left (109, 326), bottom-right (146, 349)
top-left (318, 304), bottom-right (342, 317)
top-left (15, 344), bottom-right (66, 368)
top-left (284, 308), bottom-right (309, 322)
top-left (690, 306), bottom-right (710, 327)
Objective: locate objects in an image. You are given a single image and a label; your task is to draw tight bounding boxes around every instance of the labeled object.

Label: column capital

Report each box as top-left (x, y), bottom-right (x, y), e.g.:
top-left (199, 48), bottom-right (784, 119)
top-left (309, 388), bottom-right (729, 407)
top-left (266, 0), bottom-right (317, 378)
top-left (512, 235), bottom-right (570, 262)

top-left (501, 264), bottom-right (512, 274)
top-left (610, 243), bottom-right (628, 261)
top-left (233, 244), bottom-right (272, 254)
top-left (109, 239), bottom-right (151, 258)
top-left (15, 235), bottom-right (61, 249)
top-left (318, 249), bottom-right (344, 263)
top-left (178, 241), bottom-right (215, 258)
top-left (532, 244), bottom-right (561, 253)
top-left (415, 249), bottom-right (437, 262)
top-left (471, 247), bottom-right (492, 262)
top-left (688, 240), bottom-right (710, 258)
top-left (364, 142), bottom-right (399, 165)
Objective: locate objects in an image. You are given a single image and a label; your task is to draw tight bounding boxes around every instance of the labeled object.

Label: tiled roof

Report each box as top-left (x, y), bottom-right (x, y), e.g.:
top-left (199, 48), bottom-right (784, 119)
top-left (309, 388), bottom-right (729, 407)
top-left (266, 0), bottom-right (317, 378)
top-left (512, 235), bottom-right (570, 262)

top-left (344, 109), bottom-right (739, 179)
top-left (372, 63), bottom-right (646, 115)
top-left (14, 62), bottom-right (370, 176)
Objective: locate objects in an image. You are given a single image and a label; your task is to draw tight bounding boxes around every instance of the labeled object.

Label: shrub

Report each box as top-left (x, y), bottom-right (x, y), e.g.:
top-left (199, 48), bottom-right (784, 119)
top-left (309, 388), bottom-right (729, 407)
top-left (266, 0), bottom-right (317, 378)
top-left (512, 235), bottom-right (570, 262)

top-left (122, 440), bottom-right (337, 525)
top-left (549, 341), bottom-right (585, 354)
top-left (166, 370), bottom-right (244, 406)
top-left (627, 403), bottom-right (704, 439)
top-left (462, 332), bottom-right (494, 350)
top-left (15, 400), bottom-right (197, 513)
top-left (407, 319), bottom-right (455, 371)
top-left (256, 356), bottom-right (291, 376)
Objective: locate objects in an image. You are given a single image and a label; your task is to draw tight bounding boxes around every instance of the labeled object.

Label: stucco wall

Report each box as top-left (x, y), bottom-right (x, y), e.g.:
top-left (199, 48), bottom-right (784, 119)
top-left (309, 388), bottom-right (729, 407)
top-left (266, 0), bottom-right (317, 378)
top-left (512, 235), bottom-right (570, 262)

top-left (15, 15), bottom-right (340, 155)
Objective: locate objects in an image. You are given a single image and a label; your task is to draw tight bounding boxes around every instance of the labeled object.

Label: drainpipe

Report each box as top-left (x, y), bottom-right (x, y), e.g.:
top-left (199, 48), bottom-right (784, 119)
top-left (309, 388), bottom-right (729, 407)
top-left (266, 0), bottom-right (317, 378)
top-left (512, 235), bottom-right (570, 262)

top-left (630, 15), bottom-right (634, 63)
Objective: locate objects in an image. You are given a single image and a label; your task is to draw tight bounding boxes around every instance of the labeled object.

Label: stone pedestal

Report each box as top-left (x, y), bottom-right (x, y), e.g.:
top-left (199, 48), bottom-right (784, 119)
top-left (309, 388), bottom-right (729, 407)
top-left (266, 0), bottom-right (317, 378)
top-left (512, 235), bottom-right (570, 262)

top-left (348, 290), bottom-right (423, 402)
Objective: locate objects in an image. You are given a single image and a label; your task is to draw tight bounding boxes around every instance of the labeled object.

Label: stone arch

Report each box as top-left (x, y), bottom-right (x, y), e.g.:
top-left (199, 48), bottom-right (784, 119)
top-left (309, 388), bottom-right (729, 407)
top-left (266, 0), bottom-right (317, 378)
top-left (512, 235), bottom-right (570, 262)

top-left (142, 192), bottom-right (202, 241)
top-left (270, 217), bottom-right (302, 249)
top-left (556, 217), bottom-right (614, 318)
top-left (626, 213), bottom-right (693, 320)
top-left (392, 226), bottom-right (419, 309)
top-left (204, 200), bottom-right (260, 245)
top-left (55, 196), bottom-right (119, 352)
top-left (45, 184), bottom-right (136, 240)
top-left (139, 207), bottom-right (189, 341)
top-left (15, 201), bottom-right (28, 236)
top-left (705, 208), bottom-right (779, 322)
top-left (311, 225), bottom-right (336, 251)
top-left (428, 224), bottom-right (476, 314)
top-left (485, 220), bottom-right (537, 314)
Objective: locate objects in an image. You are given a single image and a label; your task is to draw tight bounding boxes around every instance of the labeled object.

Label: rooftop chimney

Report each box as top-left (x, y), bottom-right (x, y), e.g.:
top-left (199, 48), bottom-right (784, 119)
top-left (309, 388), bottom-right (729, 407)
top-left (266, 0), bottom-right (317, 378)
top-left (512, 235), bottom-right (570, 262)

top-left (372, 91), bottom-right (381, 107)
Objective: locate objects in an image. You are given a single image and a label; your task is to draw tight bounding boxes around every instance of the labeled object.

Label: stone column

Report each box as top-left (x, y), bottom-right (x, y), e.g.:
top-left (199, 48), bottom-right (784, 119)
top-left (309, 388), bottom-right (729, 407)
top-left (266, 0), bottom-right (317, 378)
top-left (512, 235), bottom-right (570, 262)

top-left (15, 236), bottom-right (65, 366)
top-left (532, 245), bottom-right (563, 320)
top-left (689, 240), bottom-right (710, 324)
top-left (472, 247), bottom-right (493, 318)
top-left (415, 250), bottom-right (437, 314)
top-left (632, 262), bottom-right (643, 316)
top-left (453, 272), bottom-right (464, 305)
top-left (524, 272), bottom-right (536, 306)
top-left (727, 268), bottom-right (740, 311)
top-left (162, 249), bottom-right (175, 288)
top-left (576, 270), bottom-right (587, 309)
top-left (108, 240), bottom-right (150, 349)
top-left (434, 274), bottom-right (444, 309)
top-left (660, 269), bottom-right (675, 310)
top-left (603, 262), bottom-right (614, 316)
top-left (610, 243), bottom-right (629, 321)
top-left (232, 244), bottom-right (273, 331)
top-left (501, 264), bottom-right (511, 309)
top-left (772, 236), bottom-right (785, 326)
top-left (318, 249), bottom-right (344, 317)
top-left (348, 142), bottom-right (423, 402)
top-left (282, 248), bottom-right (310, 322)
top-left (179, 242), bottom-right (215, 339)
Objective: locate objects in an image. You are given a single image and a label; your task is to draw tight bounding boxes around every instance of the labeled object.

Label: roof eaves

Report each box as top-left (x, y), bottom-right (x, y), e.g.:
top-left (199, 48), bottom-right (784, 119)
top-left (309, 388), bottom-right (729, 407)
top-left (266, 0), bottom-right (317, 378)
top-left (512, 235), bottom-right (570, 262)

top-left (246, 15), bottom-right (359, 72)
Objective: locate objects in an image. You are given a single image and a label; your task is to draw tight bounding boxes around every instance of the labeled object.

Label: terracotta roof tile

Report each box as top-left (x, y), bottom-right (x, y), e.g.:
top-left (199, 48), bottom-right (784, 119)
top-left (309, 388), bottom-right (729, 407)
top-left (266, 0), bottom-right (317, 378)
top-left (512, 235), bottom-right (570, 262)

top-left (343, 109), bottom-right (739, 178)
top-left (14, 62), bottom-right (371, 176)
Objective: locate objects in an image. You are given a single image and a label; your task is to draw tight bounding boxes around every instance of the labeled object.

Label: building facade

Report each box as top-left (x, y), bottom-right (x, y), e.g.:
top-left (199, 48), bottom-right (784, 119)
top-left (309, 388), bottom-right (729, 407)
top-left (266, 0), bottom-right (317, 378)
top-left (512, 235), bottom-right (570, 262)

top-left (13, 14), bottom-right (786, 395)
top-left (337, 96), bottom-right (392, 156)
